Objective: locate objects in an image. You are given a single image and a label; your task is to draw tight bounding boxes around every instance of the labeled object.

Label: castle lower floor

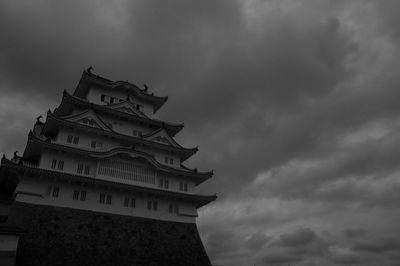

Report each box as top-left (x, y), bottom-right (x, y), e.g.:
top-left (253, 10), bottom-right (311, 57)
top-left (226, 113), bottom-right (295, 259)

top-left (7, 202), bottom-right (212, 266)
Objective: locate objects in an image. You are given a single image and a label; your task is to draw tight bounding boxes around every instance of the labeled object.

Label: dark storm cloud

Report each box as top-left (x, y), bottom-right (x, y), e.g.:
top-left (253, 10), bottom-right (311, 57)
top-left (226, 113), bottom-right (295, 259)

top-left (1, 1), bottom-right (400, 265)
top-left (245, 232), bottom-right (271, 251)
top-left (276, 228), bottom-right (318, 248)
top-left (262, 228), bottom-right (330, 265)
top-left (352, 237), bottom-right (400, 253)
top-left (343, 228), bottom-right (368, 239)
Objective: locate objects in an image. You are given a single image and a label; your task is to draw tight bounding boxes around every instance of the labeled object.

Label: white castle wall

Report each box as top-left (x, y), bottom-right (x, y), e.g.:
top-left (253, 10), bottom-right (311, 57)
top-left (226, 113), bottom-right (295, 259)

top-left (14, 177), bottom-right (197, 223)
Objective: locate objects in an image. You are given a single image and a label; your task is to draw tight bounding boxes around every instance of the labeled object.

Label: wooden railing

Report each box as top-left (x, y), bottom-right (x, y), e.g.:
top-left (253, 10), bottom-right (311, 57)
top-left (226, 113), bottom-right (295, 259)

top-left (97, 159), bottom-right (156, 184)
top-left (22, 160), bottom-right (39, 168)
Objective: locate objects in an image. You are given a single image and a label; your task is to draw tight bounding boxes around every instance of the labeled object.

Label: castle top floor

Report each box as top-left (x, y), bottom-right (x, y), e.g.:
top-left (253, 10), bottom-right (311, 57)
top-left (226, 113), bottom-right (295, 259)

top-left (73, 69), bottom-right (168, 116)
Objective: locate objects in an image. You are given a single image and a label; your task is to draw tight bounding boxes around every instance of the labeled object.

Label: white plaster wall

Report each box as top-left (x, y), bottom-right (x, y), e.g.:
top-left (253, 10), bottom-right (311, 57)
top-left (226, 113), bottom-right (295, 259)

top-left (0, 235), bottom-right (19, 251)
top-left (15, 177), bottom-right (197, 223)
top-left (39, 150), bottom-right (97, 178)
top-left (151, 149), bottom-right (180, 167)
top-left (56, 128), bottom-right (120, 151)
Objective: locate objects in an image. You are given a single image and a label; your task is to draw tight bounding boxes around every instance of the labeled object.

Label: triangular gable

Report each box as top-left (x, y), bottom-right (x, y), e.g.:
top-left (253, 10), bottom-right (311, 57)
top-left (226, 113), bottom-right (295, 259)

top-left (107, 101), bottom-right (147, 118)
top-left (61, 110), bottom-right (112, 132)
top-left (143, 129), bottom-right (181, 148)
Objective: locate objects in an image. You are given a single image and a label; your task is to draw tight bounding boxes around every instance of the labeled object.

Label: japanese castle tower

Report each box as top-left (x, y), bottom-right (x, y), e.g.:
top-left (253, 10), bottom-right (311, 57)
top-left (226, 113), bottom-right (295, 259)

top-left (0, 69), bottom-right (216, 265)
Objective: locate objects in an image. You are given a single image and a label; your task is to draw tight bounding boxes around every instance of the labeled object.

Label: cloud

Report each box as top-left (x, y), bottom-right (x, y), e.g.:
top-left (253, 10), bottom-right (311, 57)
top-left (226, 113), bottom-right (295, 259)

top-left (245, 232), bottom-right (271, 251)
top-left (352, 237), bottom-right (400, 253)
top-left (343, 228), bottom-right (368, 239)
top-left (276, 228), bottom-right (318, 248)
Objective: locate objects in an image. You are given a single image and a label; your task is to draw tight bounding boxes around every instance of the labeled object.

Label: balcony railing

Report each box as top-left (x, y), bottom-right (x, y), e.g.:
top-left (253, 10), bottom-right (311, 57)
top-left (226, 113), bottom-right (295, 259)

top-left (97, 159), bottom-right (156, 185)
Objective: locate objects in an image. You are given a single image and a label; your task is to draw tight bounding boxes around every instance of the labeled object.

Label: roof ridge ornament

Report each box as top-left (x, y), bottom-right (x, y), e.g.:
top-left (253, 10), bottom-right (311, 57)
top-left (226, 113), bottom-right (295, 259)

top-left (36, 115), bottom-right (43, 123)
top-left (86, 66), bottom-right (94, 75)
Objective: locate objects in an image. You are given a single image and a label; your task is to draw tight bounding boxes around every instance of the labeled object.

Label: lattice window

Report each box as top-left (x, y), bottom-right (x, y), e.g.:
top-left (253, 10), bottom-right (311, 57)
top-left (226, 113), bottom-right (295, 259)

top-left (97, 159), bottom-right (156, 184)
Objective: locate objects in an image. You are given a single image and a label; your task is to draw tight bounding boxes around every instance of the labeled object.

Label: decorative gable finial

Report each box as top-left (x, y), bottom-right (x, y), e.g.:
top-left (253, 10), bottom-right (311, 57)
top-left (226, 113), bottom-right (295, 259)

top-left (36, 115), bottom-right (43, 123)
top-left (86, 66), bottom-right (94, 74)
top-left (143, 84), bottom-right (148, 93)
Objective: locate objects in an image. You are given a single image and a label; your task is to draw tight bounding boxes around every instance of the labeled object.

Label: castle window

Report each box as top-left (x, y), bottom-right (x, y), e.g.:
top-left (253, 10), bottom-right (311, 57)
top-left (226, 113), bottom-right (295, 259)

top-left (147, 200), bottom-right (157, 211)
top-left (80, 191), bottom-right (86, 201)
top-left (77, 164), bottom-right (83, 174)
top-left (67, 135), bottom-right (73, 143)
top-left (73, 136), bottom-right (79, 144)
top-left (52, 186), bottom-right (59, 198)
top-left (124, 197), bottom-right (136, 208)
top-left (164, 156), bottom-right (174, 165)
top-left (73, 190), bottom-right (79, 200)
top-left (179, 182), bottom-right (188, 192)
top-left (130, 198), bottom-right (136, 208)
top-left (51, 159), bottom-right (57, 169)
top-left (84, 165), bottom-right (90, 175)
top-left (97, 142), bottom-right (103, 148)
top-left (91, 140), bottom-right (96, 148)
top-left (133, 130), bottom-right (142, 137)
top-left (169, 203), bottom-right (179, 214)
top-left (99, 193), bottom-right (105, 204)
top-left (101, 94), bottom-right (105, 102)
top-left (158, 178), bottom-right (169, 189)
top-left (57, 160), bottom-right (64, 170)
top-left (106, 194), bottom-right (112, 205)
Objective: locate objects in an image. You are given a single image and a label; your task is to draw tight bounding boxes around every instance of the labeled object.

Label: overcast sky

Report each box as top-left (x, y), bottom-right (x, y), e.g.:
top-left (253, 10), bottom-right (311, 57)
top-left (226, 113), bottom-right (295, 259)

top-left (1, 0), bottom-right (400, 265)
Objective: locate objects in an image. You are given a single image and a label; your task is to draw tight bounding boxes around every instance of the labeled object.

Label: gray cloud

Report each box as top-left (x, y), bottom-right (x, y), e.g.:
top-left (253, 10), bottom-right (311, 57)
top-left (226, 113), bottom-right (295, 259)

top-left (343, 228), bottom-right (368, 239)
top-left (352, 237), bottom-right (400, 253)
top-left (245, 232), bottom-right (271, 251)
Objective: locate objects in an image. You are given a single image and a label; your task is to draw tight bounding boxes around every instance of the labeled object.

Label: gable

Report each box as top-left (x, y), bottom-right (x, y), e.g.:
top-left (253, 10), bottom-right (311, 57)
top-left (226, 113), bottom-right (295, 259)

top-left (61, 110), bottom-right (112, 132)
top-left (107, 101), bottom-right (147, 118)
top-left (143, 129), bottom-right (180, 148)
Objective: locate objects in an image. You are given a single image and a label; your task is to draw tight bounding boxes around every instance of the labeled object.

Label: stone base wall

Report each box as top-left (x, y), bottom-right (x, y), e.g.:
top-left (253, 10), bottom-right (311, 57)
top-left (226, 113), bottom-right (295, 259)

top-left (7, 202), bottom-right (211, 266)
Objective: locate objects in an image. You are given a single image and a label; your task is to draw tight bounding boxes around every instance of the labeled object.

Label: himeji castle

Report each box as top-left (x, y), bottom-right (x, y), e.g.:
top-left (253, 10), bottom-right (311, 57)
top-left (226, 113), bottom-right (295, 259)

top-left (0, 68), bottom-right (216, 266)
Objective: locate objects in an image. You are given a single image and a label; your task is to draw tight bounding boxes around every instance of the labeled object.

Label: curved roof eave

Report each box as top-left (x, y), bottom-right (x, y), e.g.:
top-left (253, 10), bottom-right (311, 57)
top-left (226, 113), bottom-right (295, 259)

top-left (44, 112), bottom-right (197, 160)
top-left (57, 91), bottom-right (184, 137)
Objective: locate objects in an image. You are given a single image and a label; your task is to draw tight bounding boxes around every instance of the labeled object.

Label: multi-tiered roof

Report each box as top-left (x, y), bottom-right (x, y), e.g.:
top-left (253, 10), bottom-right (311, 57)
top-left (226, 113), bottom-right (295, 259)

top-left (2, 69), bottom-right (216, 213)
